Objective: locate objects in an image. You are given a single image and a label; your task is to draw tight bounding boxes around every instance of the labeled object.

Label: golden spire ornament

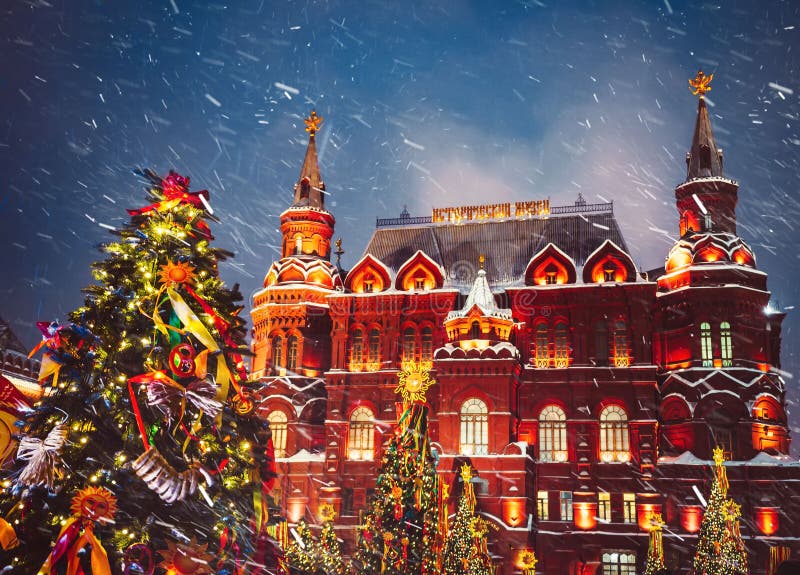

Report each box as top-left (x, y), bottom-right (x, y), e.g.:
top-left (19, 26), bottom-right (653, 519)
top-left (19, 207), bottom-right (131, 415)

top-left (689, 69), bottom-right (714, 97)
top-left (304, 110), bottom-right (323, 136)
top-left (395, 361), bottom-right (435, 404)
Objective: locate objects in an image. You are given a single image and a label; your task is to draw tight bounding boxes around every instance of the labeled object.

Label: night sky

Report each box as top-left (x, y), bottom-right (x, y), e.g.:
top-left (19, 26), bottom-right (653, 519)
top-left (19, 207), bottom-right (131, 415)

top-left (1, 1), bottom-right (799, 443)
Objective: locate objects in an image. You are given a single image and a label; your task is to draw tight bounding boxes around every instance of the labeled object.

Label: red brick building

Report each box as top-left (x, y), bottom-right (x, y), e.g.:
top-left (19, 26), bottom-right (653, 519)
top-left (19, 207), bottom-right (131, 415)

top-left (250, 97), bottom-right (800, 574)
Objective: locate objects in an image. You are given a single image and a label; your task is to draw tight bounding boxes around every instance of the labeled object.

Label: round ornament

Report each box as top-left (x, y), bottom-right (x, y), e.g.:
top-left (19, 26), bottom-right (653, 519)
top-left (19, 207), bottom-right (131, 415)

top-left (230, 391), bottom-right (254, 415)
top-left (123, 543), bottom-right (155, 575)
top-left (169, 343), bottom-right (197, 378)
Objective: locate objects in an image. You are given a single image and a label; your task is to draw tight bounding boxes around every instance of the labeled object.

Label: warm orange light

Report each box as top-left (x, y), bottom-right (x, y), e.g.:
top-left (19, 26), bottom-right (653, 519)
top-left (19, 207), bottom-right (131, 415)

top-left (666, 249), bottom-right (692, 272)
top-left (574, 502), bottom-right (597, 530)
top-left (502, 498), bottom-right (526, 527)
top-left (637, 503), bottom-right (662, 531)
top-left (681, 506), bottom-right (703, 533)
top-left (758, 363), bottom-right (770, 373)
top-left (755, 507), bottom-right (779, 536)
top-left (287, 495), bottom-right (308, 523)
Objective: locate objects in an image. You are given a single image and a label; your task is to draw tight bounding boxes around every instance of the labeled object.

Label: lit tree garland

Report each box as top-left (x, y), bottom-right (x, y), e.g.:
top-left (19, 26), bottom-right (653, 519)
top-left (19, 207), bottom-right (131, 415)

top-left (692, 447), bottom-right (749, 575)
top-left (351, 362), bottom-right (442, 575)
top-left (643, 513), bottom-right (666, 575)
top-left (443, 464), bottom-right (494, 575)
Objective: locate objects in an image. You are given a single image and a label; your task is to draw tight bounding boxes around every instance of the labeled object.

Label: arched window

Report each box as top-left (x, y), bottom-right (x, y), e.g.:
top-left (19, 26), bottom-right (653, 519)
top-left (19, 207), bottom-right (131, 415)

top-left (720, 321), bottom-right (732, 367)
top-left (535, 323), bottom-right (549, 368)
top-left (402, 327), bottom-right (416, 364)
top-left (539, 405), bottom-right (567, 462)
top-left (347, 407), bottom-right (375, 461)
top-left (367, 328), bottom-right (381, 370)
top-left (350, 329), bottom-right (364, 370)
top-left (460, 398), bottom-right (488, 455)
top-left (267, 410), bottom-right (288, 458)
top-left (421, 327), bottom-right (433, 362)
top-left (271, 335), bottom-right (283, 373)
top-left (613, 320), bottom-right (630, 367)
top-left (286, 335), bottom-right (299, 372)
top-left (599, 405), bottom-right (629, 463)
top-left (470, 321), bottom-right (481, 340)
top-left (700, 322), bottom-right (713, 367)
top-left (554, 322), bottom-right (569, 368)
top-left (595, 321), bottom-right (608, 366)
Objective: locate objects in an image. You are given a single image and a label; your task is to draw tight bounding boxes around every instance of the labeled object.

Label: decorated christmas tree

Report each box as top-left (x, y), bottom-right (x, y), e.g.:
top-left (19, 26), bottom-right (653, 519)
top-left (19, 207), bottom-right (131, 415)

top-left (0, 169), bottom-right (284, 574)
top-left (351, 363), bottom-right (443, 575)
top-left (286, 519), bottom-right (318, 574)
top-left (692, 447), bottom-right (749, 575)
top-left (442, 463), bottom-right (494, 575)
top-left (643, 513), bottom-right (667, 575)
top-left (285, 505), bottom-right (345, 575)
top-left (317, 503), bottom-right (347, 575)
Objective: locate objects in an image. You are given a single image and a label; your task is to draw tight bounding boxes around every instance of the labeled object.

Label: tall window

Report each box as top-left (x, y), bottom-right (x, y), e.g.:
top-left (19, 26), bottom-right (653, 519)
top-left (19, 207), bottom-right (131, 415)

top-left (286, 335), bottom-right (299, 372)
top-left (700, 321), bottom-right (713, 367)
top-left (595, 321), bottom-right (608, 366)
top-left (598, 492), bottom-right (611, 522)
top-left (350, 329), bottom-right (363, 369)
top-left (622, 493), bottom-right (636, 523)
top-left (720, 321), bottom-right (732, 367)
top-left (560, 491), bottom-right (573, 521)
top-left (470, 321), bottom-right (481, 340)
top-left (348, 406), bottom-right (375, 461)
top-left (363, 274), bottom-right (374, 293)
top-left (535, 323), bottom-right (549, 368)
top-left (613, 320), bottom-right (630, 367)
top-left (271, 335), bottom-right (283, 372)
top-left (602, 551), bottom-right (636, 575)
top-left (459, 398), bottom-right (488, 455)
top-left (267, 410), bottom-right (288, 458)
top-left (537, 491), bottom-right (549, 521)
top-left (554, 321), bottom-right (569, 367)
top-left (599, 405), bottom-right (629, 462)
top-left (421, 327), bottom-right (433, 362)
top-left (402, 327), bottom-right (416, 363)
top-left (367, 328), bottom-right (381, 369)
top-left (544, 263), bottom-right (558, 285)
top-left (539, 405), bottom-right (567, 462)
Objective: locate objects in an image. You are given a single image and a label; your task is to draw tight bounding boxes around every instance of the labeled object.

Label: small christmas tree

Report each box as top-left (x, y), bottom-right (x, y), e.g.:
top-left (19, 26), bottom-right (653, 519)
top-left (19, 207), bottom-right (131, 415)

top-left (318, 503), bottom-right (347, 575)
top-left (351, 363), bottom-right (442, 575)
top-left (443, 464), bottom-right (494, 575)
top-left (644, 513), bottom-right (667, 575)
top-left (0, 169), bottom-right (284, 574)
top-left (286, 519), bottom-right (318, 574)
top-left (692, 447), bottom-right (749, 575)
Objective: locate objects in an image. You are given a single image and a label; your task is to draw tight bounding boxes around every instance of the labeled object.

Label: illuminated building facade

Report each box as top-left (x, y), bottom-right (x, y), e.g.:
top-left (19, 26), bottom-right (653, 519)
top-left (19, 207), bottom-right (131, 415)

top-left (251, 94), bottom-right (799, 574)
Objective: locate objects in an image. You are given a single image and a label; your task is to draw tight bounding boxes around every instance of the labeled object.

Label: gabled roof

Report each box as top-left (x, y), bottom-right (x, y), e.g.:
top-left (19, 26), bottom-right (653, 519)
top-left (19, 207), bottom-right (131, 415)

top-left (363, 211), bottom-right (626, 289)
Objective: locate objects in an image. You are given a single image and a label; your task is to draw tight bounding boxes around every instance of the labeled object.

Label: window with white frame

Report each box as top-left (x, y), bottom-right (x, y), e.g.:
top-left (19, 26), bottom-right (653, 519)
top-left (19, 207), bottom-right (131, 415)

top-left (537, 490), bottom-right (549, 520)
top-left (599, 405), bottom-right (630, 462)
top-left (459, 398), bottom-right (488, 455)
top-left (350, 329), bottom-right (363, 369)
top-left (538, 405), bottom-right (567, 462)
top-left (598, 492), bottom-right (611, 522)
top-left (271, 335), bottom-right (283, 372)
top-left (267, 410), bottom-right (288, 458)
top-left (286, 335), bottom-right (299, 372)
top-left (402, 327), bottom-right (416, 363)
top-left (421, 327), bottom-right (433, 362)
top-left (720, 321), bottom-right (732, 367)
top-left (622, 493), bottom-right (636, 523)
top-left (348, 406), bottom-right (375, 461)
top-left (700, 321), bottom-right (713, 367)
top-left (367, 328), bottom-right (381, 369)
top-left (560, 491), bottom-right (573, 521)
top-left (602, 551), bottom-right (637, 575)
top-left (554, 321), bottom-right (569, 367)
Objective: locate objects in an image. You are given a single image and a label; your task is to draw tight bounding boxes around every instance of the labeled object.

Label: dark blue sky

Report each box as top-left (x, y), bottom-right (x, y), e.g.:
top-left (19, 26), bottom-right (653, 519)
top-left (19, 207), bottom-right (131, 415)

top-left (1, 1), bottom-right (799, 434)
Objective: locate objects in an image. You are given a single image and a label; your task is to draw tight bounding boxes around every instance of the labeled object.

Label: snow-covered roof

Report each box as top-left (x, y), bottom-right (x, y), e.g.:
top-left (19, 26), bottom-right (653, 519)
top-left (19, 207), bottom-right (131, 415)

top-left (446, 269), bottom-right (512, 321)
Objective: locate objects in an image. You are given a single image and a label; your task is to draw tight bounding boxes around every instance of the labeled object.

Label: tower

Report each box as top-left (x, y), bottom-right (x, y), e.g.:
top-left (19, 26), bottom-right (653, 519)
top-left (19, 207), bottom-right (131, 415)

top-left (655, 72), bottom-right (788, 460)
top-left (250, 111), bottom-right (342, 468)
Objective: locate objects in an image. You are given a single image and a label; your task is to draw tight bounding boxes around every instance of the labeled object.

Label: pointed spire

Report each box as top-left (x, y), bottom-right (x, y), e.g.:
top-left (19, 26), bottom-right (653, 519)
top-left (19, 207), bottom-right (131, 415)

top-left (686, 71), bottom-right (724, 180)
top-left (449, 261), bottom-right (511, 321)
top-left (292, 110), bottom-right (326, 209)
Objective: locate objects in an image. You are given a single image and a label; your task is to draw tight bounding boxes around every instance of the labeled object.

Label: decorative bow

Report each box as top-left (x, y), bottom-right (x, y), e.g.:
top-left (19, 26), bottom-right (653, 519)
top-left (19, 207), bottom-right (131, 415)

top-left (127, 170), bottom-right (211, 217)
top-left (131, 371), bottom-right (222, 423)
top-left (17, 423), bottom-right (68, 489)
top-left (28, 322), bottom-right (97, 387)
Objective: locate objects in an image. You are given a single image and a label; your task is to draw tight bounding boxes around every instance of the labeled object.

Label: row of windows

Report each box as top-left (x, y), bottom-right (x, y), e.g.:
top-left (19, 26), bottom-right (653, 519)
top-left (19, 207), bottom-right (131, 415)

top-left (700, 321), bottom-right (733, 367)
top-left (537, 491), bottom-right (637, 523)
top-left (532, 319), bottom-right (630, 368)
top-left (349, 326), bottom-right (434, 370)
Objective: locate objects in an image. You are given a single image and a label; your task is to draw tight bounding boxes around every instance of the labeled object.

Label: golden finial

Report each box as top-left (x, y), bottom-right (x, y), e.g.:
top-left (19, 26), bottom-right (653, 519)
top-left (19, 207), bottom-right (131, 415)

top-left (304, 110), bottom-right (323, 136)
top-left (478, 254), bottom-right (485, 270)
top-left (319, 502), bottom-right (337, 522)
top-left (334, 237), bottom-right (344, 269)
top-left (648, 512), bottom-right (664, 532)
top-left (460, 463), bottom-right (473, 483)
top-left (713, 445), bottom-right (725, 466)
top-left (689, 70), bottom-right (714, 97)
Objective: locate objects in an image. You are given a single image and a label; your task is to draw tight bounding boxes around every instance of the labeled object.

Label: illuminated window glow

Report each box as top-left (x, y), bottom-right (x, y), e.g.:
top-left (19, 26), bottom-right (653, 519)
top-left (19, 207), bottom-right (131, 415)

top-left (600, 405), bottom-right (629, 462)
top-left (421, 327), bottom-right (433, 362)
top-left (460, 398), bottom-right (488, 455)
top-left (350, 329), bottom-right (363, 371)
top-left (720, 321), bottom-right (732, 367)
top-left (560, 491), bottom-right (573, 521)
top-left (367, 328), bottom-right (381, 371)
top-left (348, 406), bottom-right (375, 461)
top-left (602, 551), bottom-right (636, 575)
top-left (271, 335), bottom-right (283, 373)
top-left (700, 322), bottom-right (713, 367)
top-left (286, 335), bottom-right (299, 372)
top-left (402, 327), bottom-right (416, 364)
top-left (537, 490), bottom-right (549, 521)
top-left (623, 493), bottom-right (636, 523)
top-left (538, 405), bottom-right (567, 462)
top-left (267, 410), bottom-right (288, 458)
top-left (598, 492), bottom-right (611, 522)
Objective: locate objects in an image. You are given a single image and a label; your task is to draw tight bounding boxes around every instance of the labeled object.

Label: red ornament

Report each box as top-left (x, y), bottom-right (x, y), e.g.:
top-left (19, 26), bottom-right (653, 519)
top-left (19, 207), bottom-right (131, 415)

top-left (169, 343), bottom-right (196, 378)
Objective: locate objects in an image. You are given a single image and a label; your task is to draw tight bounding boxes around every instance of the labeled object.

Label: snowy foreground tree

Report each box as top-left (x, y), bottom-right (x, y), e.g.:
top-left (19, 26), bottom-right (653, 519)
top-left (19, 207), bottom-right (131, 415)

top-left (0, 169), bottom-right (284, 574)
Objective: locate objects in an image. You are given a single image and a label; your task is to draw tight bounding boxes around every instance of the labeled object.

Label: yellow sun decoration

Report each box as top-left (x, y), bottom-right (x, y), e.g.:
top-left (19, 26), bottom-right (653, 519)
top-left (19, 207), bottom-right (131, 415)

top-left (395, 361), bottom-right (435, 404)
top-left (158, 260), bottom-right (196, 286)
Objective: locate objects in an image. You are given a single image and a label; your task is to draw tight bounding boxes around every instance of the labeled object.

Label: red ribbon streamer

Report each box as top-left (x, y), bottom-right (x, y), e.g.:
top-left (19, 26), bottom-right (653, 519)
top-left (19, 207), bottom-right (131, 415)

top-left (128, 380), bottom-right (150, 451)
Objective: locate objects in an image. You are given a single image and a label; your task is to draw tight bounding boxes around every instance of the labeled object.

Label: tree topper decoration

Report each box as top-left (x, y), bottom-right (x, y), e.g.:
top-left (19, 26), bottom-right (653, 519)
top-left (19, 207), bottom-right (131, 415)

top-left (395, 361), bottom-right (435, 404)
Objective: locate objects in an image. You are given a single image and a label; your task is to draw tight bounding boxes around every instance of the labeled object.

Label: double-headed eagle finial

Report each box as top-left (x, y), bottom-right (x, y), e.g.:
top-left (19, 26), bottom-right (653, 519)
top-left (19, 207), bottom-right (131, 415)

top-left (304, 110), bottom-right (323, 136)
top-left (689, 70), bottom-right (713, 97)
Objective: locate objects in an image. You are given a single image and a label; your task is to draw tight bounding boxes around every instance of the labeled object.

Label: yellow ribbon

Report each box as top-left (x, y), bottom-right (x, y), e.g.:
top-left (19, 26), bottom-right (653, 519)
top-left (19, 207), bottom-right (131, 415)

top-left (166, 287), bottom-right (220, 352)
top-left (39, 519), bottom-right (111, 575)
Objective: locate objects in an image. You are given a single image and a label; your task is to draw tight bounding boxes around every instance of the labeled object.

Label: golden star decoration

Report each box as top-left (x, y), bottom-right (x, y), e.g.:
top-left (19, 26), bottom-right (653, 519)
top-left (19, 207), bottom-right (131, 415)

top-left (648, 512), bottom-right (664, 531)
top-left (319, 502), bottom-right (337, 522)
top-left (157, 537), bottom-right (214, 575)
top-left (470, 516), bottom-right (488, 539)
top-left (689, 69), bottom-right (713, 97)
top-left (460, 463), bottom-right (473, 484)
top-left (70, 485), bottom-right (118, 524)
top-left (304, 110), bottom-right (323, 135)
top-left (395, 361), bottom-right (435, 404)
top-left (713, 445), bottom-right (725, 466)
top-left (158, 260), bottom-right (196, 286)
top-left (519, 549), bottom-right (538, 570)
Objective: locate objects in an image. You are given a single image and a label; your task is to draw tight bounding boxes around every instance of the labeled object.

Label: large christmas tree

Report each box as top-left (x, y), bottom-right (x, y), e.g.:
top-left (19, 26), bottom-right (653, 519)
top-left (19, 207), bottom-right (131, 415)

top-left (351, 363), bottom-right (443, 575)
top-left (442, 463), bottom-right (494, 575)
top-left (692, 447), bottom-right (749, 575)
top-left (0, 169), bottom-right (283, 574)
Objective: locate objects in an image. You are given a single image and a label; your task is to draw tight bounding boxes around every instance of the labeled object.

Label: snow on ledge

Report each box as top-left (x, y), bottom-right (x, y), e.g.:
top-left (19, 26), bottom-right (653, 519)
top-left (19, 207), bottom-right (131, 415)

top-left (658, 450), bottom-right (800, 467)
